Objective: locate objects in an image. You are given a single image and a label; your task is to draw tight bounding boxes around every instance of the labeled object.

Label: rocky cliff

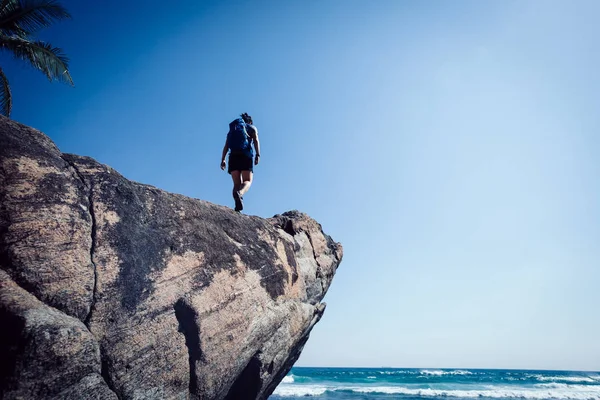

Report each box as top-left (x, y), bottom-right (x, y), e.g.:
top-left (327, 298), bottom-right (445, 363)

top-left (0, 116), bottom-right (342, 400)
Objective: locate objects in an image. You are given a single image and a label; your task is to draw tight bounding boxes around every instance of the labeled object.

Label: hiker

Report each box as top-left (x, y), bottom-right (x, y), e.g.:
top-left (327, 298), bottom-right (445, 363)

top-left (220, 113), bottom-right (260, 212)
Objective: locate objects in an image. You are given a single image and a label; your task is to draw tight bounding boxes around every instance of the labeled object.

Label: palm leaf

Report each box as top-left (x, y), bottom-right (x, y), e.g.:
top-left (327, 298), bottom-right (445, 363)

top-left (0, 35), bottom-right (73, 85)
top-left (0, 0), bottom-right (70, 36)
top-left (0, 67), bottom-right (12, 116)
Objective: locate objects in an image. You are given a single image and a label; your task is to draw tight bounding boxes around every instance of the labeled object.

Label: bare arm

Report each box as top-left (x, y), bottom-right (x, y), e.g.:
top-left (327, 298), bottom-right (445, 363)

top-left (249, 126), bottom-right (260, 165)
top-left (220, 138), bottom-right (228, 170)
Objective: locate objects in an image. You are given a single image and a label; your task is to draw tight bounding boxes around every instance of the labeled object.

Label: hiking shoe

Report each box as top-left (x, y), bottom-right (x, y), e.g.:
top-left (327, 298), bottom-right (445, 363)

top-left (234, 191), bottom-right (244, 211)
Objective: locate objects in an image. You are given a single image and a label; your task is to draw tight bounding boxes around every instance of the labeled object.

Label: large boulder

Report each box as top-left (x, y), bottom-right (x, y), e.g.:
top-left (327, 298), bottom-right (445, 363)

top-left (0, 116), bottom-right (342, 399)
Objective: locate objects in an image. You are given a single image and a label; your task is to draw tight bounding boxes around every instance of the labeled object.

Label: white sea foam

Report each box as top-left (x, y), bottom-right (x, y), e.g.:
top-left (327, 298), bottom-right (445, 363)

top-left (420, 370), bottom-right (445, 376)
top-left (272, 385), bottom-right (327, 396)
top-left (273, 384), bottom-right (600, 399)
top-left (281, 375), bottom-right (294, 383)
top-left (379, 370), bottom-right (417, 375)
top-left (536, 383), bottom-right (571, 389)
top-left (532, 375), bottom-right (598, 384)
top-left (420, 369), bottom-right (474, 376)
top-left (351, 385), bottom-right (600, 399)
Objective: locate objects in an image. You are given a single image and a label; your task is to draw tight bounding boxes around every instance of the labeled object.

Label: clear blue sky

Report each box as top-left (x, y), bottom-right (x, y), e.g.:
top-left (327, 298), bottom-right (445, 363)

top-left (9, 0), bottom-right (600, 371)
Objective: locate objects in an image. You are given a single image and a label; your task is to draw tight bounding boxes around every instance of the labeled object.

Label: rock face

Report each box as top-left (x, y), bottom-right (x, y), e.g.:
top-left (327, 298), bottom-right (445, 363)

top-left (0, 116), bottom-right (342, 400)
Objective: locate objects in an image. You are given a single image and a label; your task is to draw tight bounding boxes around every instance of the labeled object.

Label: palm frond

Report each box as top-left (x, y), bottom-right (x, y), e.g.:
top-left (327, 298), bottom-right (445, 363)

top-left (0, 0), bottom-right (70, 36)
top-left (0, 67), bottom-right (12, 116)
top-left (0, 35), bottom-right (73, 85)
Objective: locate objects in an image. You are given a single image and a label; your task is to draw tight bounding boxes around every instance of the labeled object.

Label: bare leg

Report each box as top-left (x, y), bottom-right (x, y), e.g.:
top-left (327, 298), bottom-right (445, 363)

top-left (239, 170), bottom-right (253, 196)
top-left (230, 170), bottom-right (243, 210)
top-left (230, 170), bottom-right (242, 192)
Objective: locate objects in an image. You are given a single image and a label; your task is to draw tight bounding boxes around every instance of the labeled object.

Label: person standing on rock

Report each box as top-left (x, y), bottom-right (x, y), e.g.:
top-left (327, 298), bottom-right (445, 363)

top-left (220, 113), bottom-right (260, 212)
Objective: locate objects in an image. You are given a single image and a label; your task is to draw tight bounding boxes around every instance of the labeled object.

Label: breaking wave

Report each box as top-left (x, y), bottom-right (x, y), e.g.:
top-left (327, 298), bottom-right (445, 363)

top-left (531, 375), bottom-right (599, 384)
top-left (420, 369), bottom-right (474, 376)
top-left (273, 384), bottom-right (600, 399)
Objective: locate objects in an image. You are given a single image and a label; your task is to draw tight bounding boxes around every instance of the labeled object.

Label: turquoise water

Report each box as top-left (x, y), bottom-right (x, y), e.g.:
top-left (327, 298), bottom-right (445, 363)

top-left (269, 368), bottom-right (600, 399)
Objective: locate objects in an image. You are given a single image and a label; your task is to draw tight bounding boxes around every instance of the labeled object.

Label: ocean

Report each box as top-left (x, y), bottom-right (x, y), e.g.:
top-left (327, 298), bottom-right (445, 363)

top-left (269, 368), bottom-right (600, 399)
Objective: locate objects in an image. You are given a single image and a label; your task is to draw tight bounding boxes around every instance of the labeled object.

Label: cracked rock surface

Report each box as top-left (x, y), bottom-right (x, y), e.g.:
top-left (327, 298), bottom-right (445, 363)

top-left (0, 116), bottom-right (343, 400)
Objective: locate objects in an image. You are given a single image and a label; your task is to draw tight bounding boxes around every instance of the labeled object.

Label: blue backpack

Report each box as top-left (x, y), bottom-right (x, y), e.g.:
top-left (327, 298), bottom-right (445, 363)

top-left (227, 117), bottom-right (251, 154)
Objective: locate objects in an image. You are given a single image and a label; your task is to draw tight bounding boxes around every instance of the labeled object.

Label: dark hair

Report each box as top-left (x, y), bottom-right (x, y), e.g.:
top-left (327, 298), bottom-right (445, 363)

top-left (240, 112), bottom-right (253, 125)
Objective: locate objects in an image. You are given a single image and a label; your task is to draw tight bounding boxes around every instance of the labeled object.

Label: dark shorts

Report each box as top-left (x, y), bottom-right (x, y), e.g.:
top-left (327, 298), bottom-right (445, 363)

top-left (228, 153), bottom-right (253, 174)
